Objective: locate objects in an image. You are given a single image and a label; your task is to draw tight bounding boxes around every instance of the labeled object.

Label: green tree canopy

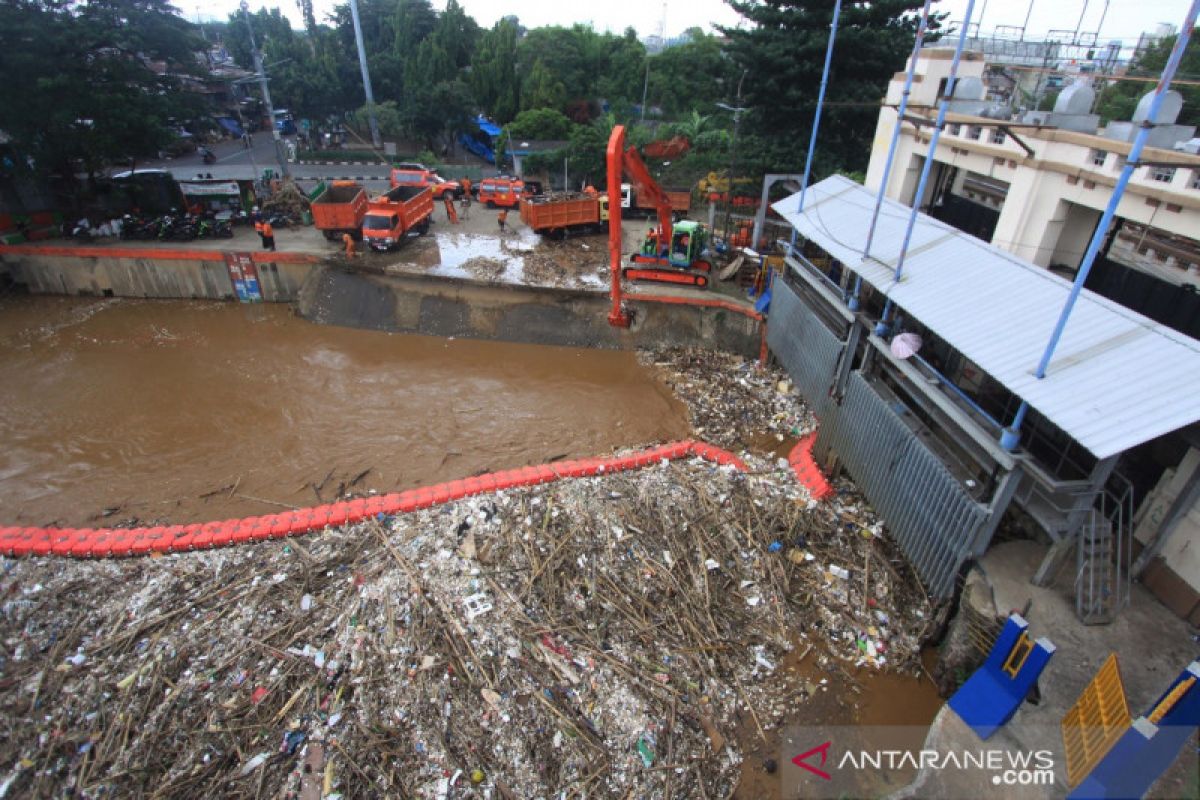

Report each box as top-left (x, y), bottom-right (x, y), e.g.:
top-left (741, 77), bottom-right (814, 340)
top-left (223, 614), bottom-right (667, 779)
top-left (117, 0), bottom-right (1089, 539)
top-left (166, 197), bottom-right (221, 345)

top-left (0, 0), bottom-right (207, 176)
top-left (1095, 30), bottom-right (1200, 126)
top-left (645, 29), bottom-right (736, 116)
top-left (723, 0), bottom-right (940, 174)
top-left (507, 108), bottom-right (574, 141)
top-left (472, 19), bottom-right (521, 122)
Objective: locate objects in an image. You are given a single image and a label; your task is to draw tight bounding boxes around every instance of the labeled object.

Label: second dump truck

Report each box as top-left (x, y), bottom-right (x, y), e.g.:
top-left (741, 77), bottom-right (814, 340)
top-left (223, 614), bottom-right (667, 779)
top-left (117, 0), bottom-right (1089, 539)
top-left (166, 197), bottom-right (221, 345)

top-left (520, 192), bottom-right (613, 236)
top-left (310, 181), bottom-right (369, 240)
top-left (362, 185), bottom-right (434, 251)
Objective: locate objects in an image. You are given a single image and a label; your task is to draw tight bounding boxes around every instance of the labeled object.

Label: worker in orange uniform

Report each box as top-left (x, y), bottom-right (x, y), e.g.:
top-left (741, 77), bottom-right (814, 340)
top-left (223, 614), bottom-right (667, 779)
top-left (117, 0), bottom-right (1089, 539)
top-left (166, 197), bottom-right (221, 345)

top-left (443, 194), bottom-right (459, 224)
top-left (497, 208), bottom-right (508, 234)
top-left (461, 176), bottom-right (472, 198)
top-left (253, 216), bottom-right (265, 246)
top-left (261, 219), bottom-right (276, 251)
top-left (584, 184), bottom-right (598, 196)
top-left (342, 232), bottom-right (356, 258)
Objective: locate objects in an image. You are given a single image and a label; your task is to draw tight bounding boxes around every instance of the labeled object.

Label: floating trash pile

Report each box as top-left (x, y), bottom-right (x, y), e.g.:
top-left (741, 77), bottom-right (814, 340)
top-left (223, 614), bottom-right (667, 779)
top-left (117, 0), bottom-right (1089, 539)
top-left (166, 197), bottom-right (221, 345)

top-left (0, 349), bottom-right (934, 798)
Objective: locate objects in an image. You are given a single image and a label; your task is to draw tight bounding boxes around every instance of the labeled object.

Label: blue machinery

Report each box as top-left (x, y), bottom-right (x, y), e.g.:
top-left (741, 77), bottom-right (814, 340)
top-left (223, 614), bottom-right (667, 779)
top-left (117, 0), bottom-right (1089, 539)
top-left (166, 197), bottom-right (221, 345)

top-left (948, 614), bottom-right (1056, 740)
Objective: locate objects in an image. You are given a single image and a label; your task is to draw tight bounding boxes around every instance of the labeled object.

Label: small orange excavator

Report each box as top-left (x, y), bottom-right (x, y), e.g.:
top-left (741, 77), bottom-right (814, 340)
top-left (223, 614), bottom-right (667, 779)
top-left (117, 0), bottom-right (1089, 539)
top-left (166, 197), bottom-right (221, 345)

top-left (606, 124), bottom-right (712, 289)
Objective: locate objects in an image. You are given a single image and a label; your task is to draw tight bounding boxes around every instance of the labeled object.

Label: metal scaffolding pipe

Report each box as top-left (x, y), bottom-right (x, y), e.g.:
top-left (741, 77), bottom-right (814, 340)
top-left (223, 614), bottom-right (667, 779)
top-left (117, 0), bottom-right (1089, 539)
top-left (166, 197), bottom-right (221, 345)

top-left (876, 0), bottom-right (976, 333)
top-left (855, 0), bottom-right (934, 310)
top-left (1001, 0), bottom-right (1200, 452)
top-left (796, 0), bottom-right (843, 215)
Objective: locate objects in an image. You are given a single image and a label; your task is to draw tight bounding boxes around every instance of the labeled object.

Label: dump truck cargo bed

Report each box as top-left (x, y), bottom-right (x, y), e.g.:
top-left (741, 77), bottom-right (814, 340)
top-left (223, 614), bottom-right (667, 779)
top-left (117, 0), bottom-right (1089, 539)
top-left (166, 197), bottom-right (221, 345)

top-left (520, 193), bottom-right (603, 233)
top-left (310, 182), bottom-right (368, 239)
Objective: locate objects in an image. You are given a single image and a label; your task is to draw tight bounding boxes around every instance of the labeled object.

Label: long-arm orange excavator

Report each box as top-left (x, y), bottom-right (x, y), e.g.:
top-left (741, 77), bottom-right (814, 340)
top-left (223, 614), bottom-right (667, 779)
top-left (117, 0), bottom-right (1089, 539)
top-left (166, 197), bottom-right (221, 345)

top-left (606, 125), bottom-right (713, 293)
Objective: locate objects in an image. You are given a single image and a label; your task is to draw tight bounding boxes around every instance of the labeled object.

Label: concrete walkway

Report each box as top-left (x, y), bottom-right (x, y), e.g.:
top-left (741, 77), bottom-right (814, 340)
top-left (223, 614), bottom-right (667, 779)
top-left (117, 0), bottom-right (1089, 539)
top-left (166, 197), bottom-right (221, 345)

top-left (892, 540), bottom-right (1199, 799)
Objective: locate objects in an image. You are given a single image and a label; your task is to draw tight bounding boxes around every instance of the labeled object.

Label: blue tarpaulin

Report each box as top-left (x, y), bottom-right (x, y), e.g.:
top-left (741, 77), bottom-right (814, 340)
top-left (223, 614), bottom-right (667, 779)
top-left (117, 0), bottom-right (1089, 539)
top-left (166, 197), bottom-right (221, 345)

top-left (217, 117), bottom-right (245, 138)
top-left (475, 115), bottom-right (502, 138)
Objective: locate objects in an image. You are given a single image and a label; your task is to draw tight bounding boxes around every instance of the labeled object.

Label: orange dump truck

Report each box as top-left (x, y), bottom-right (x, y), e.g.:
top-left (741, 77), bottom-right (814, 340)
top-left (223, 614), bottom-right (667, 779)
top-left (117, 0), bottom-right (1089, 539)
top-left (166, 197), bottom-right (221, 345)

top-left (310, 181), bottom-right (369, 240)
top-left (633, 188), bottom-right (691, 216)
top-left (362, 185), bottom-right (434, 251)
top-left (519, 192), bottom-right (613, 237)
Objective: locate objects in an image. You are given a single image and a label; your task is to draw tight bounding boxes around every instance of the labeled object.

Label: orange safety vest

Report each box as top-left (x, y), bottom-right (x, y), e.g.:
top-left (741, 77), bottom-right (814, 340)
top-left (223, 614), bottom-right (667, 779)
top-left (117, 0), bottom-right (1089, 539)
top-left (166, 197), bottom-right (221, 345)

top-left (254, 220), bottom-right (264, 234)
top-left (261, 222), bottom-right (274, 237)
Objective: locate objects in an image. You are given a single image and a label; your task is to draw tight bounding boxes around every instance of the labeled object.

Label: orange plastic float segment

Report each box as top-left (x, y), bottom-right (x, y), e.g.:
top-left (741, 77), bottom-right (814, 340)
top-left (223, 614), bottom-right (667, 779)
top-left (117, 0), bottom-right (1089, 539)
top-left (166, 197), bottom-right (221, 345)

top-left (2, 439), bottom-right (769, 560)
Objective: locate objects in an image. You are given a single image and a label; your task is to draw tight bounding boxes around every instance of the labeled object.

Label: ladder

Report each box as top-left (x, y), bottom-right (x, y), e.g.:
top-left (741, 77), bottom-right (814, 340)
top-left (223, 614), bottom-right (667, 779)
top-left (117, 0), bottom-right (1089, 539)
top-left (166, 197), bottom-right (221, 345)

top-left (1075, 471), bottom-right (1134, 625)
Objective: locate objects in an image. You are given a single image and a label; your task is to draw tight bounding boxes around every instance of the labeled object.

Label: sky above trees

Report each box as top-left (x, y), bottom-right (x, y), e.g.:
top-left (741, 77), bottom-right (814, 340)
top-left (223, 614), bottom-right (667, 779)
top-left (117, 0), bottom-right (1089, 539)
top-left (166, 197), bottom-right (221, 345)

top-left (194, 0), bottom-right (1196, 46)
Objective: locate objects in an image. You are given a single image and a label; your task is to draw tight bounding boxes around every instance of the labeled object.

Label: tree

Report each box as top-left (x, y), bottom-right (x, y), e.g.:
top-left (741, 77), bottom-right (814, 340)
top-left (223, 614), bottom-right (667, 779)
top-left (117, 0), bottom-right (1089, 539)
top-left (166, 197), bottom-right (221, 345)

top-left (472, 19), bottom-right (521, 122)
top-left (722, 0), bottom-right (940, 174)
top-left (1095, 30), bottom-right (1200, 126)
top-left (597, 28), bottom-right (646, 105)
top-left (645, 29), bottom-right (735, 116)
top-left (521, 60), bottom-right (567, 111)
top-left (0, 0), bottom-right (207, 177)
top-left (507, 108), bottom-right (574, 141)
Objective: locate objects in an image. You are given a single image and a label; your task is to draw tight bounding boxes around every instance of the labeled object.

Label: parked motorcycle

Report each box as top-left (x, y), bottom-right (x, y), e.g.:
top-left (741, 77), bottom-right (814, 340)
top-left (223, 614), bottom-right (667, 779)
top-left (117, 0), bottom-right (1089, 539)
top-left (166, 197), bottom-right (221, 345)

top-left (199, 146), bottom-right (216, 165)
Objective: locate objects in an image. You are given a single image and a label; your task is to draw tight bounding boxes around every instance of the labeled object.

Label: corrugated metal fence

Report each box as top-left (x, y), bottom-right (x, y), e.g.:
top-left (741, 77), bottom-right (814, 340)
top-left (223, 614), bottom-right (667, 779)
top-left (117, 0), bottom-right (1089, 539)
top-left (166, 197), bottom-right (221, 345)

top-left (769, 278), bottom-right (988, 597)
top-left (818, 372), bottom-right (988, 596)
top-left (767, 278), bottom-right (841, 419)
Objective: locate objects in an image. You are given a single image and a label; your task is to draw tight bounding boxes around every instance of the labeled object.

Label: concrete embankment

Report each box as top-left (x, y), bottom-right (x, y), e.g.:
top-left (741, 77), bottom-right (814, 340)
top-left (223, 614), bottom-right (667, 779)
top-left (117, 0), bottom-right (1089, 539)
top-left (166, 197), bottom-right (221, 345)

top-left (297, 265), bottom-right (763, 356)
top-left (1, 245), bottom-right (763, 356)
top-left (0, 244), bottom-right (315, 302)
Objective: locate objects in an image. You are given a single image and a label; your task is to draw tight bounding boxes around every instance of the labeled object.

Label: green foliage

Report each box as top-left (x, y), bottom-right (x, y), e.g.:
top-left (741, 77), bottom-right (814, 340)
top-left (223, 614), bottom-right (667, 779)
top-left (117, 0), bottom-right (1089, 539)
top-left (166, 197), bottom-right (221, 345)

top-left (507, 109), bottom-right (575, 141)
top-left (516, 25), bottom-right (646, 109)
top-left (645, 29), bottom-right (735, 116)
top-left (416, 148), bottom-right (439, 166)
top-left (722, 0), bottom-right (942, 174)
top-left (1095, 30), bottom-right (1200, 126)
top-left (0, 0), bottom-right (208, 175)
top-left (565, 120), bottom-right (612, 187)
top-left (352, 101), bottom-right (405, 138)
top-left (522, 60), bottom-right (568, 112)
top-left (472, 19), bottom-right (521, 123)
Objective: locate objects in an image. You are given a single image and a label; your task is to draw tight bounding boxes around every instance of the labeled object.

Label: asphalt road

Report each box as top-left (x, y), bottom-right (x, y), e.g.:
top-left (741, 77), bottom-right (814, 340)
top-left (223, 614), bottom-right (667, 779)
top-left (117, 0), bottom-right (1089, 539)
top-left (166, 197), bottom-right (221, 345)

top-left (142, 135), bottom-right (396, 191)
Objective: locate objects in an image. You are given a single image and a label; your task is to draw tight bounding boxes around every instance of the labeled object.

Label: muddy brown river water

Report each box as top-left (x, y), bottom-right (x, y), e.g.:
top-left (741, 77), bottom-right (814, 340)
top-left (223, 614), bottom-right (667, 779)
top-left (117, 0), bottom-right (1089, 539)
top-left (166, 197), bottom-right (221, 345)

top-left (0, 296), bottom-right (691, 527)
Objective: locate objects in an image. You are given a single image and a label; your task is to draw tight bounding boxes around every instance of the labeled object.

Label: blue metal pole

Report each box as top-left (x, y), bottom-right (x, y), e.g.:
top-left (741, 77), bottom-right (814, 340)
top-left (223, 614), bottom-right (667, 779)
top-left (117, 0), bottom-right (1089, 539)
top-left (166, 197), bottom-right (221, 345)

top-left (796, 0), bottom-right (843, 216)
top-left (853, 0), bottom-right (934, 311)
top-left (999, 0), bottom-right (1200, 452)
top-left (874, 2), bottom-right (976, 334)
top-left (863, 0), bottom-right (933, 260)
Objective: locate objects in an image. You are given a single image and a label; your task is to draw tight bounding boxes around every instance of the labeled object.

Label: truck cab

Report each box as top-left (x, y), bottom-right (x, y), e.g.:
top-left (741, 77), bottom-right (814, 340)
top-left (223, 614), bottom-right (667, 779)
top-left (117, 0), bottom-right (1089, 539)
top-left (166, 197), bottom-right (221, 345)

top-left (478, 177), bottom-right (524, 208)
top-left (389, 167), bottom-right (461, 199)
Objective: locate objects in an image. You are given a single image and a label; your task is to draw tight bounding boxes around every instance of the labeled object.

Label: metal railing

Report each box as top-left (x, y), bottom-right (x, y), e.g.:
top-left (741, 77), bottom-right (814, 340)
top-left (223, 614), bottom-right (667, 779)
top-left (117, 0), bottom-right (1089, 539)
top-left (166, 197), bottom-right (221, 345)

top-left (1076, 472), bottom-right (1135, 624)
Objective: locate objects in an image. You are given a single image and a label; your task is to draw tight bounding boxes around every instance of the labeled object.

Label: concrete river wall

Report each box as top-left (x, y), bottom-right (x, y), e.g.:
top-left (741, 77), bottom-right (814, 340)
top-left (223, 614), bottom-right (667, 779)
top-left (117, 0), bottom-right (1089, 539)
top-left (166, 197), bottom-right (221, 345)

top-left (0, 246), bottom-right (763, 356)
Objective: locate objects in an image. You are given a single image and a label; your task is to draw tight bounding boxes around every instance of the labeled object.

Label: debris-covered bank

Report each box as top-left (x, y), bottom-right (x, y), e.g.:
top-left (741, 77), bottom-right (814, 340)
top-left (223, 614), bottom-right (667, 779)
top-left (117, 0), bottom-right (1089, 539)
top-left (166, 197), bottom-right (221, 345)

top-left (0, 349), bottom-right (935, 799)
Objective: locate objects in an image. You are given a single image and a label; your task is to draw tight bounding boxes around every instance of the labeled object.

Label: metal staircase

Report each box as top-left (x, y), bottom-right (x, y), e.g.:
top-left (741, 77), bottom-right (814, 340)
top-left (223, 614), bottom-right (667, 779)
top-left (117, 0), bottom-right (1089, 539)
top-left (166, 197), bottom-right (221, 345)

top-left (1075, 477), bottom-right (1134, 625)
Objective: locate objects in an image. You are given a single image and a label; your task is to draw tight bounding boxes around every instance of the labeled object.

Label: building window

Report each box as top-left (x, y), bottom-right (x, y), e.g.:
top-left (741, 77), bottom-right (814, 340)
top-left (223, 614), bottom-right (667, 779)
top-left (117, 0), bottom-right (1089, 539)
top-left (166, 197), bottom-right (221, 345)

top-left (990, 129), bottom-right (1006, 145)
top-left (968, 125), bottom-right (983, 140)
top-left (1084, 180), bottom-right (1097, 190)
top-left (1151, 166), bottom-right (1176, 183)
top-left (948, 123), bottom-right (961, 136)
top-left (1090, 149), bottom-right (1108, 167)
top-left (1190, 170), bottom-right (1200, 190)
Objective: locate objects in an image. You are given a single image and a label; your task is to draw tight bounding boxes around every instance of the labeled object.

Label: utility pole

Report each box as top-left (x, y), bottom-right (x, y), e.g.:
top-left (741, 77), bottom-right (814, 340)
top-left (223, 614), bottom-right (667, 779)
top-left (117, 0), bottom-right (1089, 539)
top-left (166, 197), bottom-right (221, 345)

top-left (240, 1), bottom-right (289, 179)
top-left (348, 0), bottom-right (382, 149)
top-left (716, 70), bottom-right (749, 242)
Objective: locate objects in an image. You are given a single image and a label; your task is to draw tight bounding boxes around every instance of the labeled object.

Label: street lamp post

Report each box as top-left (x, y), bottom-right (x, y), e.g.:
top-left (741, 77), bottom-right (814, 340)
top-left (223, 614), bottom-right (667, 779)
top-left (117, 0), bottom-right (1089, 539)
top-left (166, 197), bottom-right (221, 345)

top-left (240, 1), bottom-right (289, 179)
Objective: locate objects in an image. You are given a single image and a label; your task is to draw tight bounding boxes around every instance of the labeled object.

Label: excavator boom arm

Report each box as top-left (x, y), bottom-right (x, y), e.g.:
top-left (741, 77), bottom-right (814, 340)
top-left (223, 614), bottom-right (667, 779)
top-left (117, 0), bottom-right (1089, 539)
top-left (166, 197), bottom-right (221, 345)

top-left (618, 144), bottom-right (674, 247)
